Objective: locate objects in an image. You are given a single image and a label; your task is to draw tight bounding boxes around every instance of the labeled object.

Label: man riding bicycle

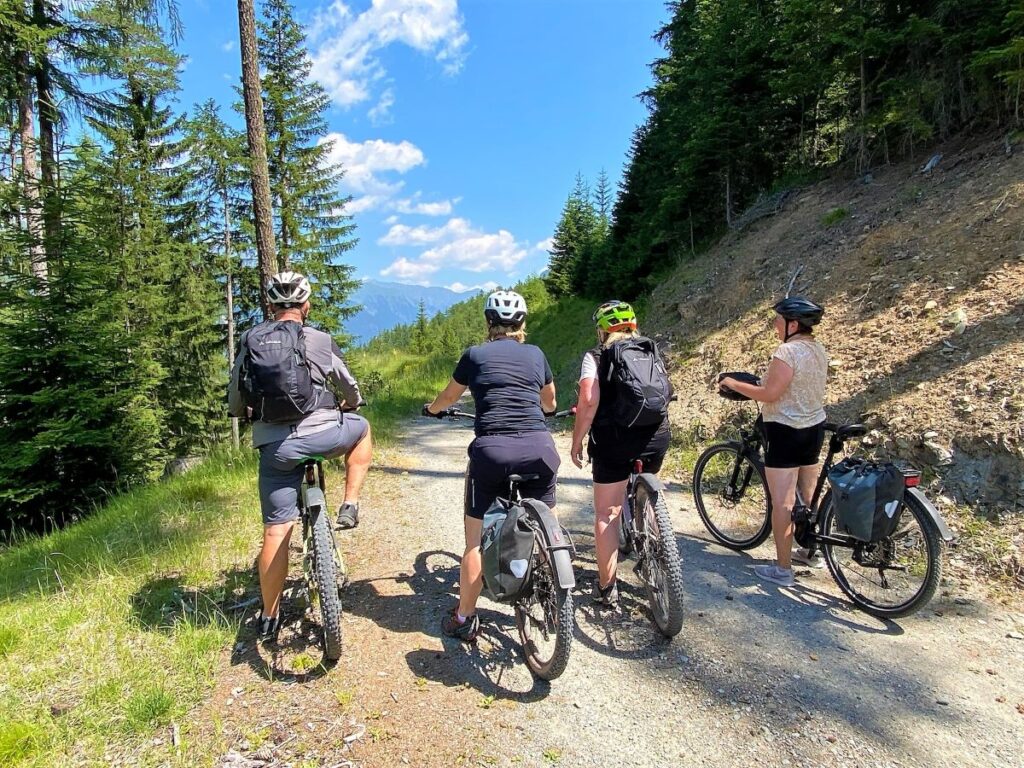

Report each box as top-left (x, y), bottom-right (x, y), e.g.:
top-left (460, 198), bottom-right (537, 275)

top-left (228, 271), bottom-right (373, 641)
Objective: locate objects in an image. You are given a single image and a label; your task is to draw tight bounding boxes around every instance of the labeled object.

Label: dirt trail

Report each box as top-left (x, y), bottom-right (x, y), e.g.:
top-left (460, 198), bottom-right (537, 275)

top-left (195, 418), bottom-right (1024, 768)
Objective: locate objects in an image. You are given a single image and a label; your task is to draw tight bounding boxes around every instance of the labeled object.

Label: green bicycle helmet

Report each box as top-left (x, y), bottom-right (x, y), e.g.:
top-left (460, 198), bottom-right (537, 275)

top-left (593, 300), bottom-right (637, 333)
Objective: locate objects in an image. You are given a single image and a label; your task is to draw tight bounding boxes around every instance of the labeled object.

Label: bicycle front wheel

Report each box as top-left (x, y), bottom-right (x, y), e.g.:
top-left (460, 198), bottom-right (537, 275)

top-left (820, 491), bottom-right (943, 619)
top-left (309, 506), bottom-right (344, 660)
top-left (634, 477), bottom-right (684, 637)
top-left (693, 442), bottom-right (771, 550)
top-left (515, 539), bottom-right (574, 680)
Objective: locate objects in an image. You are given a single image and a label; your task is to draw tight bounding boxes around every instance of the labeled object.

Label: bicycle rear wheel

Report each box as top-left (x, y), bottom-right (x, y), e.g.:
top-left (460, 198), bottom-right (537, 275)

top-left (515, 537), bottom-right (574, 680)
top-left (693, 442), bottom-right (771, 550)
top-left (634, 477), bottom-right (684, 637)
top-left (820, 491), bottom-right (943, 619)
top-left (309, 506), bottom-right (344, 660)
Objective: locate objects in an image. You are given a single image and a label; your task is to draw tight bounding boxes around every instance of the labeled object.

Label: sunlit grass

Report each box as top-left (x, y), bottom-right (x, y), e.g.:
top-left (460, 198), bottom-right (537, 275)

top-left (0, 449), bottom-right (263, 766)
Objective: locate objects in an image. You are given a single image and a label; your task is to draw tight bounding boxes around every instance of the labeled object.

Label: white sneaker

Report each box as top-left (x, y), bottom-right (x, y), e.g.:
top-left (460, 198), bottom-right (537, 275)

top-left (754, 564), bottom-right (795, 587)
top-left (792, 548), bottom-right (825, 569)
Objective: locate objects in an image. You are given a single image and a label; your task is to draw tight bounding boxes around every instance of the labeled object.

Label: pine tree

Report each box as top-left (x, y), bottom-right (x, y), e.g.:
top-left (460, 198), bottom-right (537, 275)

top-left (257, 0), bottom-right (359, 336)
top-left (544, 174), bottom-right (598, 298)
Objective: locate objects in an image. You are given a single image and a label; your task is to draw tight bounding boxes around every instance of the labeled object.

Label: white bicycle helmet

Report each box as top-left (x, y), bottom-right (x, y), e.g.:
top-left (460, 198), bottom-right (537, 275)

top-left (484, 290), bottom-right (527, 325)
top-left (267, 270), bottom-right (312, 306)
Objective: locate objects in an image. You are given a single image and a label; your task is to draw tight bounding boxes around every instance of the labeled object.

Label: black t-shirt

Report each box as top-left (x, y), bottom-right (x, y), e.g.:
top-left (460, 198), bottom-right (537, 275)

top-left (452, 339), bottom-right (553, 436)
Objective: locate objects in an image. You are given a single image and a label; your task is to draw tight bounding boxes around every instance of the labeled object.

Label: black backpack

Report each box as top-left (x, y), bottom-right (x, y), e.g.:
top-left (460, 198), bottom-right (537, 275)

top-left (240, 321), bottom-right (326, 423)
top-left (601, 337), bottom-right (672, 428)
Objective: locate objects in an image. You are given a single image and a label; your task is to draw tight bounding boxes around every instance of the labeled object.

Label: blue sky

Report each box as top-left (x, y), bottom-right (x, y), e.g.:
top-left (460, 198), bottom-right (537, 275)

top-left (176, 0), bottom-right (667, 292)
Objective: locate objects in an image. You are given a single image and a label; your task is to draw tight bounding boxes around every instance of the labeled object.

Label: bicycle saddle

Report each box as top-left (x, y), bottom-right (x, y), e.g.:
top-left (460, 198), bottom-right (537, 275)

top-left (824, 422), bottom-right (868, 439)
top-left (508, 473), bottom-right (541, 483)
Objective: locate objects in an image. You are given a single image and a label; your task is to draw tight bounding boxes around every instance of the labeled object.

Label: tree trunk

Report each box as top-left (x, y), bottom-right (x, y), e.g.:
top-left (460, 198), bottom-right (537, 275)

top-left (223, 192), bottom-right (239, 450)
top-left (33, 0), bottom-right (59, 267)
top-left (237, 0), bottom-right (276, 319)
top-left (17, 50), bottom-right (47, 289)
top-left (858, 50), bottom-right (867, 174)
top-left (724, 167), bottom-right (733, 228)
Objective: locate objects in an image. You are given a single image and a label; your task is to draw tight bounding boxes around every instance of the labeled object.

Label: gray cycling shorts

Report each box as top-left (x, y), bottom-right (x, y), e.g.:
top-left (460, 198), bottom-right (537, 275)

top-left (258, 413), bottom-right (369, 525)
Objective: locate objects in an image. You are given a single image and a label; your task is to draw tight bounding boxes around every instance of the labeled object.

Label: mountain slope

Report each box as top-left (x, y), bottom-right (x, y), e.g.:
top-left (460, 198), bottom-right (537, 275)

top-left (347, 280), bottom-right (472, 344)
top-left (643, 134), bottom-right (1022, 586)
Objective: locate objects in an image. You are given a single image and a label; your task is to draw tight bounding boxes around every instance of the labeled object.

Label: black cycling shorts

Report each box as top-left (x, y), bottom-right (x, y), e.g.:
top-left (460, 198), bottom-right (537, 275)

top-left (464, 432), bottom-right (560, 519)
top-left (588, 422), bottom-right (671, 485)
top-left (761, 419), bottom-right (825, 469)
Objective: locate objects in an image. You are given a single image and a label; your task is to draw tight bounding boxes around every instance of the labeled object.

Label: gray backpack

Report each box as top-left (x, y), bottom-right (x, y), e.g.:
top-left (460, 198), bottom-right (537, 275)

top-left (241, 321), bottom-right (327, 423)
top-left (827, 458), bottom-right (906, 542)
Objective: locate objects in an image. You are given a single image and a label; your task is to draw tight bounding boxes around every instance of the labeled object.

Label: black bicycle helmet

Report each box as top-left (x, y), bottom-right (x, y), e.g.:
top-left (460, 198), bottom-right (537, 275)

top-left (773, 296), bottom-right (824, 326)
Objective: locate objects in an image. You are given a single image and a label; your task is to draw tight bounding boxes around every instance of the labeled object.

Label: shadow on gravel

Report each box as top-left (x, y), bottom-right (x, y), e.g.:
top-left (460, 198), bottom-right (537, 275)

top-left (670, 530), bottom-right (962, 750)
top-left (345, 550), bottom-right (552, 702)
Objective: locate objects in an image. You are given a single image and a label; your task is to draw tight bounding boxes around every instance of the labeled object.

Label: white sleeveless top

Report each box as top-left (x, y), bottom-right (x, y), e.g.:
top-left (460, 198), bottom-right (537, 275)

top-left (761, 339), bottom-right (828, 429)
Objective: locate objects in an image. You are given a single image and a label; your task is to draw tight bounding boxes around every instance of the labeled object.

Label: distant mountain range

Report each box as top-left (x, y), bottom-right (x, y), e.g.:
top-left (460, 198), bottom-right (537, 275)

top-left (347, 280), bottom-right (476, 344)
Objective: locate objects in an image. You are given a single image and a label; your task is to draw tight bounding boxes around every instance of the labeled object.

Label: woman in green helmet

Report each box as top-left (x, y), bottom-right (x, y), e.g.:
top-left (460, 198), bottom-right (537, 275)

top-left (570, 300), bottom-right (672, 609)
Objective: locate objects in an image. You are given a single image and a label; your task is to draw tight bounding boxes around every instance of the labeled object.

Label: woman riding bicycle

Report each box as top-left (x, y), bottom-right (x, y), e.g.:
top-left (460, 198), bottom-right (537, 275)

top-left (718, 296), bottom-right (828, 588)
top-left (570, 300), bottom-right (672, 609)
top-left (423, 290), bottom-right (559, 641)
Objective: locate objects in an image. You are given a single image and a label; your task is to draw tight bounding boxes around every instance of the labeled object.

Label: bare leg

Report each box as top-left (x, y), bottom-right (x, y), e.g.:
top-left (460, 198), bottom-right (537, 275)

top-left (593, 480), bottom-right (629, 588)
top-left (259, 521), bottom-right (295, 617)
top-left (764, 468), bottom-right (799, 569)
top-left (343, 426), bottom-right (372, 505)
top-left (796, 463), bottom-right (819, 510)
top-left (458, 516), bottom-right (485, 618)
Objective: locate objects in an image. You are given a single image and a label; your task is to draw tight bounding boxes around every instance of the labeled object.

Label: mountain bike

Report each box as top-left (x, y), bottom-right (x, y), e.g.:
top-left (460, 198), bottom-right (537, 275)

top-left (692, 406), bottom-right (954, 618)
top-left (615, 458), bottom-right (685, 637)
top-left (296, 456), bottom-right (347, 660)
top-left (440, 407), bottom-right (577, 680)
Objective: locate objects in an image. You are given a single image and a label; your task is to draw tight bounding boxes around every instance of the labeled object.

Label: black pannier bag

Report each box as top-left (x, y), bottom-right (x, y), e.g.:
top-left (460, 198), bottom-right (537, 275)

top-left (827, 457), bottom-right (906, 542)
top-left (480, 499), bottom-right (536, 602)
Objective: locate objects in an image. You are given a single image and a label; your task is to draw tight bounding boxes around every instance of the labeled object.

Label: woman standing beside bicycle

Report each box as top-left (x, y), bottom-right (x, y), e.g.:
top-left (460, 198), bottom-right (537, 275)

top-left (718, 296), bottom-right (828, 588)
top-left (570, 301), bottom-right (672, 609)
top-left (423, 290), bottom-right (559, 642)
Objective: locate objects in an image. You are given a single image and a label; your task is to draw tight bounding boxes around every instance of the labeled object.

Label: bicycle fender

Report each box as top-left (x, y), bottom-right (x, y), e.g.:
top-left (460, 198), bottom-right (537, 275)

top-left (305, 487), bottom-right (327, 515)
top-left (907, 487), bottom-right (955, 542)
top-left (636, 472), bottom-right (666, 493)
top-left (522, 499), bottom-right (576, 589)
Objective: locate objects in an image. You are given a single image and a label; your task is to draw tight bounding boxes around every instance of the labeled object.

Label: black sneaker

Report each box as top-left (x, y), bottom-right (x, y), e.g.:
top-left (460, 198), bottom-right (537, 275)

top-left (257, 612), bottom-right (280, 643)
top-left (336, 501), bottom-right (359, 529)
top-left (593, 580), bottom-right (619, 609)
top-left (441, 608), bottom-right (480, 642)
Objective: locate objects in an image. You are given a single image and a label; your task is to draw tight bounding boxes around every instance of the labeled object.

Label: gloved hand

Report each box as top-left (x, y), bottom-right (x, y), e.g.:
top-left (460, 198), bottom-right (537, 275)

top-left (422, 403), bottom-right (443, 418)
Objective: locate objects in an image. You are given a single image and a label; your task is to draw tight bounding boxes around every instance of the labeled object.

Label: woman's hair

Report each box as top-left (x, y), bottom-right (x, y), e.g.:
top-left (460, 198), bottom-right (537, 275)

top-left (600, 328), bottom-right (639, 347)
top-left (487, 321), bottom-right (526, 343)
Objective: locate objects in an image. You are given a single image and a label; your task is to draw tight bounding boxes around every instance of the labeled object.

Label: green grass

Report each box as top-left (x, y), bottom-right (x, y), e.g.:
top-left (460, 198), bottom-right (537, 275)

top-left (821, 206), bottom-right (849, 226)
top-left (0, 449), bottom-right (263, 767)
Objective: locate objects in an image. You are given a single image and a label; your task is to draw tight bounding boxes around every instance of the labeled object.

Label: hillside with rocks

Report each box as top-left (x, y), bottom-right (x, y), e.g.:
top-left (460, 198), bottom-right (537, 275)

top-left (645, 134), bottom-right (1023, 591)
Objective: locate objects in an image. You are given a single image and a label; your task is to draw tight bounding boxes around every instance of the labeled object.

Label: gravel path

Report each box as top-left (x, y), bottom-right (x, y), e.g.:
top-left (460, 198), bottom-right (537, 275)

top-left (200, 417), bottom-right (1024, 768)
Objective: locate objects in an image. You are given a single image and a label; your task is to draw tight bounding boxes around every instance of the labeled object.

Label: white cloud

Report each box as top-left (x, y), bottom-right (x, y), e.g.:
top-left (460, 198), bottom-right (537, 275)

top-left (383, 214), bottom-right (400, 225)
top-left (378, 217), bottom-right (471, 246)
top-left (379, 217), bottom-right (528, 279)
top-left (320, 132), bottom-right (425, 212)
top-left (379, 257), bottom-right (439, 281)
top-left (394, 195), bottom-right (458, 216)
top-left (446, 281), bottom-right (499, 293)
top-left (310, 0), bottom-right (468, 108)
top-left (368, 87), bottom-right (395, 124)
top-left (534, 237), bottom-right (555, 253)
top-left (222, 40), bottom-right (235, 52)
top-left (419, 230), bottom-right (526, 273)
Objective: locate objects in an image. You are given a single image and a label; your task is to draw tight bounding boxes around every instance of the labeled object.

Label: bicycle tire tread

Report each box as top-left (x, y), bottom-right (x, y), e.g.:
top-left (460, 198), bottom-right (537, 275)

top-left (310, 508), bottom-right (344, 660)
top-left (637, 478), bottom-right (685, 637)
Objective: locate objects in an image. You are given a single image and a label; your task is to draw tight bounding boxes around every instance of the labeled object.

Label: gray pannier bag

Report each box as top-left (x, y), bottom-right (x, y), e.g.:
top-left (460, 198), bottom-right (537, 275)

top-left (827, 457), bottom-right (906, 542)
top-left (480, 499), bottom-right (536, 602)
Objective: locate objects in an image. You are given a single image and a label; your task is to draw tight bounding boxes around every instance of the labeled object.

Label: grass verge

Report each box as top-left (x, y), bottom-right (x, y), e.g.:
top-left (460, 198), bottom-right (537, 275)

top-left (0, 449), bottom-right (263, 767)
